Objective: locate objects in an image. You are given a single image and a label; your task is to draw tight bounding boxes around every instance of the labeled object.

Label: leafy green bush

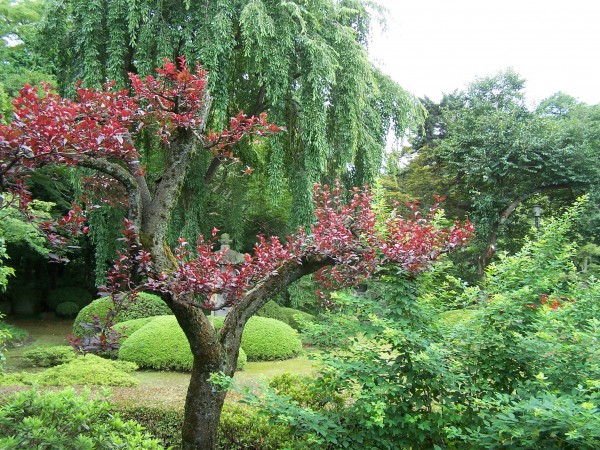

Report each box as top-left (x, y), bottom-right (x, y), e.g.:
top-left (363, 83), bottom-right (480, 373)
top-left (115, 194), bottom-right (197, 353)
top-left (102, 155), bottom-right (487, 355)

top-left (118, 316), bottom-right (247, 371)
top-left (257, 301), bottom-right (314, 331)
top-left (288, 275), bottom-right (322, 315)
top-left (73, 292), bottom-right (172, 336)
top-left (114, 316), bottom-right (156, 340)
top-left (466, 382), bottom-right (600, 449)
top-left (116, 405), bottom-right (183, 449)
top-left (0, 388), bottom-right (163, 449)
top-left (0, 322), bottom-right (30, 348)
top-left (22, 345), bottom-right (75, 367)
top-left (240, 316), bottom-right (302, 361)
top-left (46, 286), bottom-right (93, 310)
top-left (55, 301), bottom-right (80, 318)
top-left (280, 306), bottom-right (314, 331)
top-left (219, 403), bottom-right (302, 450)
top-left (0, 354), bottom-right (139, 387)
top-left (117, 403), bottom-right (303, 450)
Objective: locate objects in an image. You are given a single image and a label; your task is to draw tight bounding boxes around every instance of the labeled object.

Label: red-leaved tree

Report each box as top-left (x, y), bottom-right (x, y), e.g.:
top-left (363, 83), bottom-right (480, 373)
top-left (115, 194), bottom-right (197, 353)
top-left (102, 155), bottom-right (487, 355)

top-left (0, 59), bottom-right (472, 449)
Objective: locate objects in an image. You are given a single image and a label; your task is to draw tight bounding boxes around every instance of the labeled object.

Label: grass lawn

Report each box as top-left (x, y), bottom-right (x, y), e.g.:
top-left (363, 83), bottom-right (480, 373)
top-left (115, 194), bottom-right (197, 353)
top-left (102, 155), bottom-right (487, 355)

top-left (1, 317), bottom-right (318, 409)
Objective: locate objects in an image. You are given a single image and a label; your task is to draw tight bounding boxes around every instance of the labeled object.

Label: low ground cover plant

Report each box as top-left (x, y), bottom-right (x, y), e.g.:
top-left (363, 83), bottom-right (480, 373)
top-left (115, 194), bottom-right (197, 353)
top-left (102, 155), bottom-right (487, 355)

top-left (22, 345), bottom-right (75, 367)
top-left (0, 354), bottom-right (139, 387)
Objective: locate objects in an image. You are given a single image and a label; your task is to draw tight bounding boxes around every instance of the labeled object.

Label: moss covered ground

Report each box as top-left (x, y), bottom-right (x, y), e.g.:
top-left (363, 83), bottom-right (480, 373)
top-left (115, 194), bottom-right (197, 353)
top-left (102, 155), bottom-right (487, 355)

top-left (1, 318), bottom-right (317, 409)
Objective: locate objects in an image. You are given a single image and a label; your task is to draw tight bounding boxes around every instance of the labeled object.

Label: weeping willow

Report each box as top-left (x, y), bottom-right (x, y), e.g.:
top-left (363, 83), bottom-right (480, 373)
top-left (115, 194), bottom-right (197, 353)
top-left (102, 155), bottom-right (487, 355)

top-left (38, 0), bottom-right (423, 246)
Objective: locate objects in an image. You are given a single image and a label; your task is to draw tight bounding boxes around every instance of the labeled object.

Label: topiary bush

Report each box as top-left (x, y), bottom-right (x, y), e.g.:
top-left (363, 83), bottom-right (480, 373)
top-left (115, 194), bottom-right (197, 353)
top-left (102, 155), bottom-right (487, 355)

top-left (0, 388), bottom-right (163, 449)
top-left (256, 300), bottom-right (288, 322)
top-left (46, 286), bottom-right (93, 310)
top-left (114, 316), bottom-right (157, 341)
top-left (22, 345), bottom-right (75, 367)
top-left (55, 301), bottom-right (80, 318)
top-left (0, 354), bottom-right (139, 387)
top-left (239, 316), bottom-right (302, 361)
top-left (73, 292), bottom-right (172, 336)
top-left (118, 316), bottom-right (247, 371)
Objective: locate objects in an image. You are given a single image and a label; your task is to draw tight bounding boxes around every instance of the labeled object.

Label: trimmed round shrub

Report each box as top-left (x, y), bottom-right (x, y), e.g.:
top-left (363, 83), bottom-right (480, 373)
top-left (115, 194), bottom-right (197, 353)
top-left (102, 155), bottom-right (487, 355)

top-left (114, 316), bottom-right (157, 340)
top-left (56, 301), bottom-right (80, 318)
top-left (22, 345), bottom-right (75, 367)
top-left (239, 316), bottom-right (302, 361)
top-left (46, 286), bottom-right (93, 310)
top-left (73, 292), bottom-right (172, 336)
top-left (0, 388), bottom-right (163, 449)
top-left (118, 315), bottom-right (248, 371)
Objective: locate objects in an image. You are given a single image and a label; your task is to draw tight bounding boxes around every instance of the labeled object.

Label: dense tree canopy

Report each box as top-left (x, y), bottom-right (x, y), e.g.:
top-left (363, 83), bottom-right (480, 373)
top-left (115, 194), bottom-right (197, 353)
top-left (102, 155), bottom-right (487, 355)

top-left (396, 71), bottom-right (600, 274)
top-left (38, 0), bottom-right (423, 229)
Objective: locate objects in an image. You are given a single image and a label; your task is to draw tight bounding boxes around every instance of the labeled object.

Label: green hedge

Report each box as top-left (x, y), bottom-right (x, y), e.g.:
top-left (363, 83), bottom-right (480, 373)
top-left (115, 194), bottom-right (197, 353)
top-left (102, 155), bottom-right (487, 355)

top-left (0, 389), bottom-right (163, 449)
top-left (46, 286), bottom-right (93, 310)
top-left (118, 316), bottom-right (247, 371)
top-left (116, 403), bottom-right (302, 450)
top-left (73, 292), bottom-right (172, 336)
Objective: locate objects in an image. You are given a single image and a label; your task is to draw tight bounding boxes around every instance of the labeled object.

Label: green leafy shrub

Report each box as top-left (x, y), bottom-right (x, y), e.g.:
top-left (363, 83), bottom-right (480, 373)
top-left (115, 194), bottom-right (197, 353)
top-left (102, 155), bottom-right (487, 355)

top-left (114, 316), bottom-right (156, 340)
top-left (55, 301), bottom-right (80, 318)
top-left (239, 316), bottom-right (302, 361)
top-left (46, 286), bottom-right (93, 310)
top-left (288, 275), bottom-right (322, 315)
top-left (257, 301), bottom-right (314, 331)
top-left (0, 388), bottom-right (163, 449)
top-left (0, 354), bottom-right (139, 387)
top-left (117, 403), bottom-right (303, 450)
top-left (466, 382), bottom-right (600, 449)
top-left (73, 292), bottom-right (172, 336)
top-left (281, 307), bottom-right (314, 331)
top-left (22, 345), bottom-right (75, 367)
top-left (0, 322), bottom-right (30, 348)
top-left (116, 405), bottom-right (183, 449)
top-left (218, 403), bottom-right (302, 450)
top-left (118, 316), bottom-right (247, 371)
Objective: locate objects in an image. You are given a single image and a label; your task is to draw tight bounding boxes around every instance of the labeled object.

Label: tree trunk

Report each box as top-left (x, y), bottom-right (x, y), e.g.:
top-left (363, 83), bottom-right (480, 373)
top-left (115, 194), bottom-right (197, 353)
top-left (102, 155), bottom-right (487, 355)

top-left (477, 186), bottom-right (570, 275)
top-left (181, 359), bottom-right (228, 450)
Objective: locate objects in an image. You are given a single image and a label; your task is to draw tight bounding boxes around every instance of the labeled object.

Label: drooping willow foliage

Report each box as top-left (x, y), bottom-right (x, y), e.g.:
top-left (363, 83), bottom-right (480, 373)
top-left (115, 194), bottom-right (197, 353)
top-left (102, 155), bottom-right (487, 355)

top-left (37, 0), bottom-right (423, 274)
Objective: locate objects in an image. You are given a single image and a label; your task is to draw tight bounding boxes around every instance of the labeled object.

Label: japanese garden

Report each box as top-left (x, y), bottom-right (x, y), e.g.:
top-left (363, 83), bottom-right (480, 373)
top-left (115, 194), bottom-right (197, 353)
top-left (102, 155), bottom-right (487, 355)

top-left (0, 1), bottom-right (598, 449)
